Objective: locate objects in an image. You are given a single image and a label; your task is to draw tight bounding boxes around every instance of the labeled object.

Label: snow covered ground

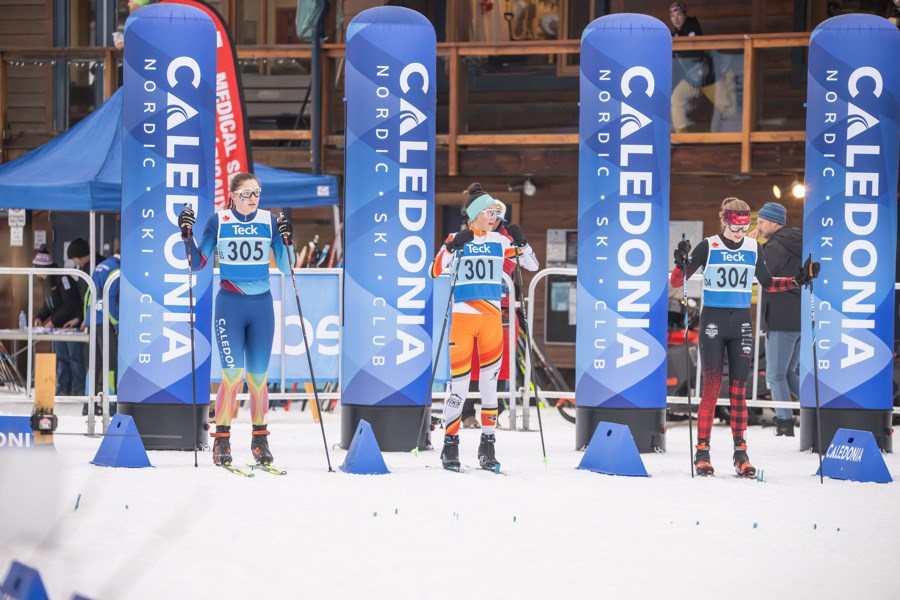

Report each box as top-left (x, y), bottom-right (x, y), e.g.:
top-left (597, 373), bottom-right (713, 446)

top-left (1, 405), bottom-right (898, 600)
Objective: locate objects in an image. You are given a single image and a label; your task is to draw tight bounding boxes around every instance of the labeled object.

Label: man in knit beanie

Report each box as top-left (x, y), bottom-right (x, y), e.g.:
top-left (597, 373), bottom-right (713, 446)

top-left (749, 201), bottom-right (802, 436)
top-left (32, 246), bottom-right (53, 268)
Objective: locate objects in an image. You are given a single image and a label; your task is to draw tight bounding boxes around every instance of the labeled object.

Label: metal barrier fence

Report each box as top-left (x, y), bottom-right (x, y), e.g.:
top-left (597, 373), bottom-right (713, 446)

top-left (5, 267), bottom-right (898, 435)
top-left (0, 267), bottom-right (100, 434)
top-left (97, 269), bottom-right (519, 415)
top-left (518, 270), bottom-right (900, 431)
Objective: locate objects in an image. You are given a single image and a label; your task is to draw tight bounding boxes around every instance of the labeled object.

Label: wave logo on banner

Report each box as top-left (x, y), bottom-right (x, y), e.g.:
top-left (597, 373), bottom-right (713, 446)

top-left (342, 7), bottom-right (435, 407)
top-left (161, 0), bottom-right (252, 211)
top-left (119, 4), bottom-right (216, 405)
top-left (576, 14), bottom-right (671, 409)
top-left (801, 15), bottom-right (900, 410)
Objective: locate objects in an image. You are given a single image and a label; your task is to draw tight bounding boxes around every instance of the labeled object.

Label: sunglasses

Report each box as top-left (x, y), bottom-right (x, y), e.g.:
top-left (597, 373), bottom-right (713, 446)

top-left (234, 187), bottom-right (262, 199)
top-left (726, 223), bottom-right (750, 233)
top-left (480, 208), bottom-right (501, 218)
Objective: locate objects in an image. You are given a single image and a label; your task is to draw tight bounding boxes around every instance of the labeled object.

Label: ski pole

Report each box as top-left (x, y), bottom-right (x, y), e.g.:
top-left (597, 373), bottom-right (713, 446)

top-left (807, 253), bottom-right (824, 484)
top-left (515, 250), bottom-right (547, 465)
top-left (281, 215), bottom-right (333, 472)
top-left (183, 207), bottom-right (198, 468)
top-left (412, 251), bottom-right (463, 454)
top-left (681, 233), bottom-right (694, 477)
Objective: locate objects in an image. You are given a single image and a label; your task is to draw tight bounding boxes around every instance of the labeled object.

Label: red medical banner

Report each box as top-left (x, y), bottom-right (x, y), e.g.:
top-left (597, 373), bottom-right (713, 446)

top-left (161, 0), bottom-right (252, 211)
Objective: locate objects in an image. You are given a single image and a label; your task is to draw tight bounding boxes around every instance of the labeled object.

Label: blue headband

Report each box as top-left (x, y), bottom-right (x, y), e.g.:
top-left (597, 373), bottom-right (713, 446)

top-left (465, 193), bottom-right (501, 221)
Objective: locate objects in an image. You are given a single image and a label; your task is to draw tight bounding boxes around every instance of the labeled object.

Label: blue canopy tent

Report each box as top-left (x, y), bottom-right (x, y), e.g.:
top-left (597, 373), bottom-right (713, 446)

top-left (0, 88), bottom-right (338, 209)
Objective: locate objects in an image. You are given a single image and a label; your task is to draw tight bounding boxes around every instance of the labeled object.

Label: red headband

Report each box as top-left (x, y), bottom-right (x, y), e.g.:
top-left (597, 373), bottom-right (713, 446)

top-left (723, 209), bottom-right (751, 226)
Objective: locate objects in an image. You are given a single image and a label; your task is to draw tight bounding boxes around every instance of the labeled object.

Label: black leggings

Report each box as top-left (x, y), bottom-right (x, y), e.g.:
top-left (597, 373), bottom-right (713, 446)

top-left (697, 306), bottom-right (753, 441)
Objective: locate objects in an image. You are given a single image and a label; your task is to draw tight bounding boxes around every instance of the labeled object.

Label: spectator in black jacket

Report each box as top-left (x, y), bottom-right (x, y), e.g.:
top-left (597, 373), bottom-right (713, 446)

top-left (33, 245), bottom-right (85, 396)
top-left (749, 202), bottom-right (802, 436)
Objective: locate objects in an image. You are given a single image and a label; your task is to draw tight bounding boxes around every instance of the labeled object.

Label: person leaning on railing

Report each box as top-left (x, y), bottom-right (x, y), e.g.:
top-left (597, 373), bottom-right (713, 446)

top-left (668, 1), bottom-right (738, 132)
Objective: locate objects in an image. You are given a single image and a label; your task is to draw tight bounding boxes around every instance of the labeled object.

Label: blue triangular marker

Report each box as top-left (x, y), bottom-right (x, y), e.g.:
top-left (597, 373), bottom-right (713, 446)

top-left (817, 428), bottom-right (892, 484)
top-left (0, 561), bottom-right (49, 600)
top-left (340, 419), bottom-right (389, 475)
top-left (577, 421), bottom-right (648, 477)
top-left (91, 414), bottom-right (152, 468)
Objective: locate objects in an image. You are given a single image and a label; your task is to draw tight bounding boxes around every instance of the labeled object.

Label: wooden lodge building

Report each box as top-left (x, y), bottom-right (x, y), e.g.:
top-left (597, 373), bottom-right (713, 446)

top-left (1, 0), bottom-right (894, 382)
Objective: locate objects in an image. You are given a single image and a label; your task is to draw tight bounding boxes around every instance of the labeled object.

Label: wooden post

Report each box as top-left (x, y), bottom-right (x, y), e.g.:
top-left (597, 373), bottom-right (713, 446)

top-left (33, 353), bottom-right (56, 445)
top-left (751, 0), bottom-right (766, 33)
top-left (103, 49), bottom-right (117, 99)
top-left (740, 37), bottom-right (755, 174)
top-left (448, 46), bottom-right (460, 177)
top-left (319, 51), bottom-right (331, 170)
top-left (0, 52), bottom-right (7, 164)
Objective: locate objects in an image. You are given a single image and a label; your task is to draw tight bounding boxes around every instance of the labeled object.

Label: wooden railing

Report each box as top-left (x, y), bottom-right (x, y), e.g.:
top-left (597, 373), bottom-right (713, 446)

top-left (0, 32), bottom-right (810, 172)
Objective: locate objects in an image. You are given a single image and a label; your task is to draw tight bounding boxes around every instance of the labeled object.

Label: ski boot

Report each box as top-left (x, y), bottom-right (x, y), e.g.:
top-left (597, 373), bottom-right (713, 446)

top-left (694, 438), bottom-right (714, 476)
top-left (440, 434), bottom-right (460, 471)
top-left (774, 417), bottom-right (795, 437)
top-left (251, 425), bottom-right (274, 465)
top-left (211, 425), bottom-right (232, 466)
top-left (478, 433), bottom-right (500, 472)
top-left (733, 438), bottom-right (757, 478)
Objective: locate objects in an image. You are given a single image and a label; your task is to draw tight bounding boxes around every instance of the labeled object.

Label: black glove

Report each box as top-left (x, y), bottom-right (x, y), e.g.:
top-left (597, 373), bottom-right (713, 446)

top-left (445, 229), bottom-right (474, 253)
top-left (277, 213), bottom-right (293, 244)
top-left (178, 206), bottom-right (195, 241)
top-left (505, 223), bottom-right (527, 247)
top-left (793, 257), bottom-right (821, 287)
top-left (674, 239), bottom-right (691, 270)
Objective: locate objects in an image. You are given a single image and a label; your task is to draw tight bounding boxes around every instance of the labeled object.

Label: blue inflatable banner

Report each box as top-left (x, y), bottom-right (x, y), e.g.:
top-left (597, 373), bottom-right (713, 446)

top-left (801, 15), bottom-right (900, 411)
top-left (342, 7), bottom-right (435, 408)
top-left (576, 14), bottom-right (671, 411)
top-left (119, 4), bottom-right (216, 406)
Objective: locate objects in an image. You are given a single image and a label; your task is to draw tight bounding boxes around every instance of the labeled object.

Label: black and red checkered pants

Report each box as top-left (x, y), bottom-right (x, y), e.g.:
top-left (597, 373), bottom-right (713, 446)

top-left (696, 307), bottom-right (753, 441)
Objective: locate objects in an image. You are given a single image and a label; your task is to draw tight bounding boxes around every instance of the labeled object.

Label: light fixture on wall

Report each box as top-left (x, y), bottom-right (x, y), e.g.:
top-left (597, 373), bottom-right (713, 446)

top-left (509, 174), bottom-right (537, 197)
top-left (772, 178), bottom-right (805, 200)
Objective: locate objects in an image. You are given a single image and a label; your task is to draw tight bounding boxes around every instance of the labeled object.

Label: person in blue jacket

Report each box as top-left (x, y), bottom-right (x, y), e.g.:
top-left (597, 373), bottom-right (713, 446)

top-left (66, 238), bottom-right (120, 400)
top-left (179, 172), bottom-right (294, 467)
